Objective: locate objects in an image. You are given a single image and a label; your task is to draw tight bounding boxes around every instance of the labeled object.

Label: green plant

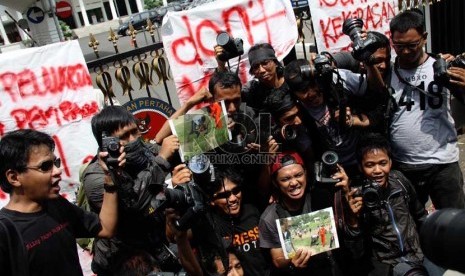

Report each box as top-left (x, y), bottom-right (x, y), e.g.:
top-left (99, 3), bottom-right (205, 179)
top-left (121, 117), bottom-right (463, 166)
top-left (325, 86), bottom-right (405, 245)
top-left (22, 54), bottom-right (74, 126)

top-left (59, 20), bottom-right (73, 40)
top-left (145, 0), bottom-right (163, 9)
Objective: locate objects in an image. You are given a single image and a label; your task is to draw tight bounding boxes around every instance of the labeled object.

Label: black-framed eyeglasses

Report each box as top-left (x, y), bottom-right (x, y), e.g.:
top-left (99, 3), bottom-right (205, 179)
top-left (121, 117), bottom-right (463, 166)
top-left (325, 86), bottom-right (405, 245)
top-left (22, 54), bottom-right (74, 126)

top-left (392, 38), bottom-right (423, 51)
top-left (213, 186), bottom-right (241, 199)
top-left (25, 158), bottom-right (61, 172)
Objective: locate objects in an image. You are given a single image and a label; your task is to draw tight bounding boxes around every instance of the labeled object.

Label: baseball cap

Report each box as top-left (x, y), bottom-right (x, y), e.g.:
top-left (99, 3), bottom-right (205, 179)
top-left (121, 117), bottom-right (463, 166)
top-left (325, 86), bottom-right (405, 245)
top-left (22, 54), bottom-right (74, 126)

top-left (270, 151), bottom-right (304, 175)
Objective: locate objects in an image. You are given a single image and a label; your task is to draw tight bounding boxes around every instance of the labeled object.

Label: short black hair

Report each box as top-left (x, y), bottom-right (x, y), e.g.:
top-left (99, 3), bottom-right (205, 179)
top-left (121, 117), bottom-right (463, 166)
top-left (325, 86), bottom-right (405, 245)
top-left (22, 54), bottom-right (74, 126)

top-left (208, 71), bottom-right (242, 96)
top-left (0, 129), bottom-right (55, 193)
top-left (112, 249), bottom-right (160, 276)
top-left (390, 9), bottom-right (425, 35)
top-left (91, 106), bottom-right (137, 148)
top-left (205, 167), bottom-right (243, 198)
top-left (356, 133), bottom-right (392, 164)
top-left (369, 31), bottom-right (390, 53)
top-left (262, 87), bottom-right (296, 119)
top-left (284, 58), bottom-right (317, 93)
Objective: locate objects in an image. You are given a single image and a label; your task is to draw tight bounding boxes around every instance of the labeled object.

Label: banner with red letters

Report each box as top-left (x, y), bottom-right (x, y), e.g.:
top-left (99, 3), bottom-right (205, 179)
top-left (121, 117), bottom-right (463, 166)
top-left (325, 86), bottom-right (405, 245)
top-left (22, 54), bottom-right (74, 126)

top-left (0, 41), bottom-right (100, 207)
top-left (161, 0), bottom-right (298, 106)
top-left (308, 0), bottom-right (398, 54)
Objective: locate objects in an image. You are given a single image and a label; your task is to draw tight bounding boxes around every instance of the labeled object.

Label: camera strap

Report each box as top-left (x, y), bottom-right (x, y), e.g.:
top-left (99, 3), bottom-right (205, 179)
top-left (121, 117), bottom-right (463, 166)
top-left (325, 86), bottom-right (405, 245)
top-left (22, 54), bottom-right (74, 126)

top-left (393, 57), bottom-right (435, 99)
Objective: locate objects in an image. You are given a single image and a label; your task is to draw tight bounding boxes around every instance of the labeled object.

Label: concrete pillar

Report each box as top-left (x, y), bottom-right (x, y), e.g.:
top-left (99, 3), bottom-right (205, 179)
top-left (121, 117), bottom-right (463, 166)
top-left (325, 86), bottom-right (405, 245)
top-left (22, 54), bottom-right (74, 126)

top-left (78, 0), bottom-right (91, 26)
top-left (124, 0), bottom-right (132, 15)
top-left (15, 11), bottom-right (28, 41)
top-left (101, 3), bottom-right (108, 21)
top-left (109, 0), bottom-right (118, 19)
top-left (0, 19), bottom-right (10, 45)
top-left (72, 8), bottom-right (82, 27)
top-left (136, 0), bottom-right (144, 12)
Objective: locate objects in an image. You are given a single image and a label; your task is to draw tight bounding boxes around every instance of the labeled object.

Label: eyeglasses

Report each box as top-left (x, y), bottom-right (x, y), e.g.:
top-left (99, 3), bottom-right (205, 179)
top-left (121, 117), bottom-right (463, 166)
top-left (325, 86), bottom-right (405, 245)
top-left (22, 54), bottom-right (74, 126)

top-left (25, 158), bottom-right (61, 172)
top-left (250, 59), bottom-right (274, 74)
top-left (392, 38), bottom-right (423, 51)
top-left (213, 186), bottom-right (241, 199)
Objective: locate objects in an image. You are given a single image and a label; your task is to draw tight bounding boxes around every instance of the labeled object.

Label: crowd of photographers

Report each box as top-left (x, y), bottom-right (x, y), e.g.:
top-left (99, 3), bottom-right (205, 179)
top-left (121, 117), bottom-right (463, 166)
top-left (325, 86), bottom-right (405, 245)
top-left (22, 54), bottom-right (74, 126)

top-left (2, 8), bottom-right (465, 276)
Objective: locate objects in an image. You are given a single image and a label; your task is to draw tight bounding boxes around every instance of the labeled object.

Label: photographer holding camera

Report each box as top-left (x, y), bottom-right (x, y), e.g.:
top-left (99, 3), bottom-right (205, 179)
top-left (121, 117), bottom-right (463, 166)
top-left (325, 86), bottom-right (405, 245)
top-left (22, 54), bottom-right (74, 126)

top-left (387, 10), bottom-right (465, 210)
top-left (341, 133), bottom-right (429, 276)
top-left (283, 56), bottom-right (382, 176)
top-left (82, 106), bottom-right (182, 275)
top-left (215, 40), bottom-right (289, 113)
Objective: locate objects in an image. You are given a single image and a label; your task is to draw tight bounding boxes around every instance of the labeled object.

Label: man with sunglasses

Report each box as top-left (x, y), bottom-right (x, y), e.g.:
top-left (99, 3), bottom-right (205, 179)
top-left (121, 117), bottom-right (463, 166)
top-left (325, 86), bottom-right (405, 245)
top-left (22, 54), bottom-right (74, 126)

top-left (0, 129), bottom-right (118, 276)
top-left (202, 167), bottom-right (268, 276)
top-left (387, 9), bottom-right (465, 209)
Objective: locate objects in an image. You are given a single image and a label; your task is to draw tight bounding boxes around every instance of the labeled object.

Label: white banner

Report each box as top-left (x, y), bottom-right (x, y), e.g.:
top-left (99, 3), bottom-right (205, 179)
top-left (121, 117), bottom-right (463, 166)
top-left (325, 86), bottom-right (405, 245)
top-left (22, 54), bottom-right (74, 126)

top-left (0, 41), bottom-right (100, 207)
top-left (161, 0), bottom-right (298, 105)
top-left (308, 0), bottom-right (398, 54)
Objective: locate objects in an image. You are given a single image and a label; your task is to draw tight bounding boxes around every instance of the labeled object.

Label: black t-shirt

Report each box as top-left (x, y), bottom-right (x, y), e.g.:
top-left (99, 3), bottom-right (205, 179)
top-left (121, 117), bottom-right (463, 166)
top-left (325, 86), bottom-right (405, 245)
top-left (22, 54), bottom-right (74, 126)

top-left (242, 79), bottom-right (290, 113)
top-left (0, 196), bottom-right (101, 276)
top-left (211, 204), bottom-right (269, 276)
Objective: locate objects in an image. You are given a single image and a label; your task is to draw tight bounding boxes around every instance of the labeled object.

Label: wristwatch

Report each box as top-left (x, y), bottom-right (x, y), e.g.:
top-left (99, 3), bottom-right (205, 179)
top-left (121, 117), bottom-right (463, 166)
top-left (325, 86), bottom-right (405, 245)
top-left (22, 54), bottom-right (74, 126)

top-left (103, 183), bottom-right (117, 193)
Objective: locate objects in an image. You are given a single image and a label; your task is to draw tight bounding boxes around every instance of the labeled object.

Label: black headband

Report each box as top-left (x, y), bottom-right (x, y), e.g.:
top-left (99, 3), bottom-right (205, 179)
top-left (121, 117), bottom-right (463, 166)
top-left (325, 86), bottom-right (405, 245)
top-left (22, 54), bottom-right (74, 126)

top-left (248, 48), bottom-right (277, 69)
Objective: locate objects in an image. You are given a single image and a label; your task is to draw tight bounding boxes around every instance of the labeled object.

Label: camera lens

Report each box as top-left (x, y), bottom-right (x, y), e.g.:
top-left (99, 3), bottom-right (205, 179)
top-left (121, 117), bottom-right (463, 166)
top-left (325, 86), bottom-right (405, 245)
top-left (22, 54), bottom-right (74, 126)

top-left (282, 125), bottom-right (297, 141)
top-left (300, 64), bottom-right (315, 79)
top-left (216, 32), bottom-right (231, 47)
top-left (322, 151), bottom-right (338, 165)
top-left (188, 154), bottom-right (210, 174)
top-left (342, 18), bottom-right (363, 37)
top-left (108, 141), bottom-right (119, 152)
top-left (363, 188), bottom-right (380, 209)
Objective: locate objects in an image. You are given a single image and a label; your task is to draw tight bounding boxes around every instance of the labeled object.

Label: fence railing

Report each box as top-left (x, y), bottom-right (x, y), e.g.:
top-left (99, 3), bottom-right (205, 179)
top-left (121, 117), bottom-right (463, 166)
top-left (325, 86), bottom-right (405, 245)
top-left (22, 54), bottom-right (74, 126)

top-left (85, 21), bottom-right (174, 107)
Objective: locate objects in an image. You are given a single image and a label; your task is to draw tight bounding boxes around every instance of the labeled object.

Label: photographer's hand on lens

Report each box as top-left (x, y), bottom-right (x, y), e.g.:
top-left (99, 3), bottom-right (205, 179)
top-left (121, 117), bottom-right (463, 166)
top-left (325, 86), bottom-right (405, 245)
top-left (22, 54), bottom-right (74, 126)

top-left (165, 208), bottom-right (188, 241)
top-left (263, 136), bottom-right (279, 154)
top-left (291, 248), bottom-right (312, 268)
top-left (98, 145), bottom-right (126, 174)
top-left (159, 135), bottom-right (180, 161)
top-left (171, 164), bottom-right (192, 186)
top-left (439, 53), bottom-right (455, 63)
top-left (448, 67), bottom-right (465, 90)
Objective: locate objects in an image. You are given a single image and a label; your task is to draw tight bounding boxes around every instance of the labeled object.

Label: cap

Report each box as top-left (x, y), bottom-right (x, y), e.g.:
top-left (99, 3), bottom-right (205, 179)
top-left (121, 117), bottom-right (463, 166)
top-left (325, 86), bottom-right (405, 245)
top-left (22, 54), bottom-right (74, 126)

top-left (270, 151), bottom-right (304, 175)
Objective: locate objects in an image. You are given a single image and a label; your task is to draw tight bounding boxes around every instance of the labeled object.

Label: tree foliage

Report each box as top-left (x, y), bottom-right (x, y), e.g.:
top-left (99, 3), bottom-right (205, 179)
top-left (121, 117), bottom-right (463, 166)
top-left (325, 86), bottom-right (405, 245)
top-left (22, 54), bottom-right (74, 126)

top-left (145, 0), bottom-right (163, 9)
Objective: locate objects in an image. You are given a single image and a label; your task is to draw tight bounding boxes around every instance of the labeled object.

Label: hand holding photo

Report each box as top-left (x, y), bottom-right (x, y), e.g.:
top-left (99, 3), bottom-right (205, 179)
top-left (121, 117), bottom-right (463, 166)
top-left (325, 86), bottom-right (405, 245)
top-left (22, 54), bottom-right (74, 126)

top-left (276, 207), bottom-right (339, 259)
top-left (169, 100), bottom-right (231, 162)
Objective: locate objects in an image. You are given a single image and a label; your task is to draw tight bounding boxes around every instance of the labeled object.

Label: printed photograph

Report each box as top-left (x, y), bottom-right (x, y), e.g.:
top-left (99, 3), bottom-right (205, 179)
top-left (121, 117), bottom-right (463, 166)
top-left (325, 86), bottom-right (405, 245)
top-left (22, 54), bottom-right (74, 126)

top-left (169, 100), bottom-right (231, 162)
top-left (276, 207), bottom-right (339, 259)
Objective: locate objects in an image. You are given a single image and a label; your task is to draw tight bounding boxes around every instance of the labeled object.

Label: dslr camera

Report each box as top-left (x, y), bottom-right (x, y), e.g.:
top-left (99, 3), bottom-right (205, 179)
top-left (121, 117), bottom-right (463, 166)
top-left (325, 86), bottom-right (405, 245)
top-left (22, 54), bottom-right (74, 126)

top-left (342, 18), bottom-right (382, 61)
top-left (159, 154), bottom-right (214, 230)
top-left (300, 54), bottom-right (333, 83)
top-left (216, 31), bottom-right (244, 62)
top-left (353, 178), bottom-right (381, 209)
top-left (315, 151), bottom-right (339, 184)
top-left (433, 53), bottom-right (465, 86)
top-left (101, 131), bottom-right (120, 169)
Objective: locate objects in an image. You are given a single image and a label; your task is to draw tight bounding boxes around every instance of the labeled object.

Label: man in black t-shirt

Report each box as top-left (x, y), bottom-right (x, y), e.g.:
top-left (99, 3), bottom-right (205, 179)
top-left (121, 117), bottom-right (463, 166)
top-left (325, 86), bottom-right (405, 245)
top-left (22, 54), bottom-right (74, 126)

top-left (0, 129), bottom-right (118, 276)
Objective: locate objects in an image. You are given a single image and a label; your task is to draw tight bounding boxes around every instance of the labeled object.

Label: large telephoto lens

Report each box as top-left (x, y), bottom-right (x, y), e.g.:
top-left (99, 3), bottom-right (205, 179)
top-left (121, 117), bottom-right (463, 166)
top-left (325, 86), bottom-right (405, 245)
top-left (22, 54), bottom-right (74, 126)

top-left (420, 209), bottom-right (465, 273)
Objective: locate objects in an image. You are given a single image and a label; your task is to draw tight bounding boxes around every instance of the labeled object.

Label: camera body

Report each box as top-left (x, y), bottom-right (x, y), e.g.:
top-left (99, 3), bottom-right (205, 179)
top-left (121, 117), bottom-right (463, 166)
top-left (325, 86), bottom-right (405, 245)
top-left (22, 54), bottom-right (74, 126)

top-left (353, 178), bottom-right (381, 209)
top-left (315, 151), bottom-right (339, 184)
top-left (300, 54), bottom-right (333, 82)
top-left (342, 18), bottom-right (381, 61)
top-left (216, 31), bottom-right (244, 62)
top-left (433, 53), bottom-right (465, 86)
top-left (161, 154), bottom-right (214, 230)
top-left (101, 131), bottom-right (120, 168)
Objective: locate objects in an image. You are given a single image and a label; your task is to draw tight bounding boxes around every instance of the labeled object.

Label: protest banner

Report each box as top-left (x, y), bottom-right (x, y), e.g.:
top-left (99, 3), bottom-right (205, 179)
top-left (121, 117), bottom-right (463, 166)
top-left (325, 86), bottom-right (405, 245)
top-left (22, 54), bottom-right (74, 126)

top-left (161, 0), bottom-right (298, 106)
top-left (0, 41), bottom-right (100, 207)
top-left (308, 0), bottom-right (398, 54)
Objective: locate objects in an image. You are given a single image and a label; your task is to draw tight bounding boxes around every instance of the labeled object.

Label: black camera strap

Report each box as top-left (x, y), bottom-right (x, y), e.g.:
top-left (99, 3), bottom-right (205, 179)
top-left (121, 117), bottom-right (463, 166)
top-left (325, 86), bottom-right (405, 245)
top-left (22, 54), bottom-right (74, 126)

top-left (393, 56), bottom-right (435, 99)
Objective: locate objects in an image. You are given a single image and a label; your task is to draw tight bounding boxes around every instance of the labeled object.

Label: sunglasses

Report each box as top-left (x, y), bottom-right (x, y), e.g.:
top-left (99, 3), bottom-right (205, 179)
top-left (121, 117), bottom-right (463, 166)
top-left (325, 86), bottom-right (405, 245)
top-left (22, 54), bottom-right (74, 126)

top-left (213, 186), bottom-right (241, 199)
top-left (25, 158), bottom-right (61, 172)
top-left (392, 38), bottom-right (423, 51)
